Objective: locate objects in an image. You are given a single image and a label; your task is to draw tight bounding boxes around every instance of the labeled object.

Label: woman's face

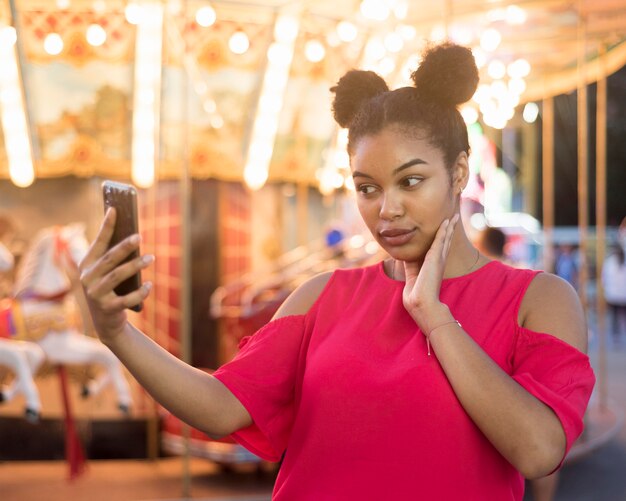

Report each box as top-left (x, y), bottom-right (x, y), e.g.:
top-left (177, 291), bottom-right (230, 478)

top-left (350, 126), bottom-right (467, 262)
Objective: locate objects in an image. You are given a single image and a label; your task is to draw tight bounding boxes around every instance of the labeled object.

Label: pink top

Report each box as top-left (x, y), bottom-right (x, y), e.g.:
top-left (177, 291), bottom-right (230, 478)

top-left (213, 261), bottom-right (595, 500)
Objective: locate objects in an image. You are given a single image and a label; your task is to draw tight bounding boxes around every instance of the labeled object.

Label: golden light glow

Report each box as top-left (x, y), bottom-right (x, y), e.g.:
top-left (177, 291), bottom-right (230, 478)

top-left (131, 3), bottom-right (163, 189)
top-left (44, 33), bottom-right (63, 55)
top-left (0, 26), bottom-right (34, 187)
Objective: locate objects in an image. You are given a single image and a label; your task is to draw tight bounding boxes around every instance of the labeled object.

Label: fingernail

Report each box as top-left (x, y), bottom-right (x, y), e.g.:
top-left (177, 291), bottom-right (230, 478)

top-left (130, 234), bottom-right (141, 244)
top-left (143, 281), bottom-right (152, 291)
top-left (142, 254), bottom-right (154, 264)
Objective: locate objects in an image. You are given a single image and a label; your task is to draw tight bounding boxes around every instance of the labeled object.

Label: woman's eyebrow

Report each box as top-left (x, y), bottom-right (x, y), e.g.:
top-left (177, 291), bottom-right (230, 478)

top-left (352, 158), bottom-right (427, 179)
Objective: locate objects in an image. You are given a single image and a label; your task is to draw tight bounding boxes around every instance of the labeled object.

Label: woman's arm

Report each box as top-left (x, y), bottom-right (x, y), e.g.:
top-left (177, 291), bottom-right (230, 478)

top-left (402, 217), bottom-right (589, 479)
top-left (79, 209), bottom-right (252, 438)
top-left (425, 275), bottom-right (586, 478)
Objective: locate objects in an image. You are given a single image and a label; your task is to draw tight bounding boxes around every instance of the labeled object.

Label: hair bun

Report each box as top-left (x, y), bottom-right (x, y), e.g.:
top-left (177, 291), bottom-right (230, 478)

top-left (331, 70), bottom-right (389, 128)
top-left (411, 42), bottom-right (478, 107)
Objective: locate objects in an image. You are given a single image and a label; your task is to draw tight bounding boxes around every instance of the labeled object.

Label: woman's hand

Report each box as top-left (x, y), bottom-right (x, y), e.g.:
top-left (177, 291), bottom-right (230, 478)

top-left (78, 208), bottom-right (153, 344)
top-left (401, 214), bottom-right (459, 332)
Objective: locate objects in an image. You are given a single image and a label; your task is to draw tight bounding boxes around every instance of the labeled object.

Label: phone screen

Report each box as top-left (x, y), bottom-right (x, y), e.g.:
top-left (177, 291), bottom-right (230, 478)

top-left (102, 180), bottom-right (143, 312)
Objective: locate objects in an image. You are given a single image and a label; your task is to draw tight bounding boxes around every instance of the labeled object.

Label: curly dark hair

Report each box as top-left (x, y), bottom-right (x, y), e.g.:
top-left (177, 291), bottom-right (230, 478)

top-left (331, 42), bottom-right (479, 173)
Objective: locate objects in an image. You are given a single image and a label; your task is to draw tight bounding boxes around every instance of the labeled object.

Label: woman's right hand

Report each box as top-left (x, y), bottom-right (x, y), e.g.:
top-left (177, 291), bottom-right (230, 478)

top-left (78, 208), bottom-right (153, 345)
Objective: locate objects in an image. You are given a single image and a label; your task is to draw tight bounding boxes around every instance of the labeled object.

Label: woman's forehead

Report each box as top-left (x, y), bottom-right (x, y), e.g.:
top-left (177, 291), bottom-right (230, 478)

top-left (351, 128), bottom-right (443, 166)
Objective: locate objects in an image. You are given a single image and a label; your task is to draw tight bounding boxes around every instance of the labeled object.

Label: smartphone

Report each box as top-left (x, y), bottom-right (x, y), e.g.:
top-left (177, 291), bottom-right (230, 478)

top-left (102, 180), bottom-right (143, 312)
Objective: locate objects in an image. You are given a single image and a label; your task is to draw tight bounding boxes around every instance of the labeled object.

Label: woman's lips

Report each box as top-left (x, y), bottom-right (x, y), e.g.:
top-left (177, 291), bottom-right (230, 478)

top-left (379, 228), bottom-right (416, 246)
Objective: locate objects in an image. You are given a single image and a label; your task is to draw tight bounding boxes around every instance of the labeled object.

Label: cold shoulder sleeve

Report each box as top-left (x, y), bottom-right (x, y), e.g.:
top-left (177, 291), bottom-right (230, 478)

top-left (212, 314), bottom-right (307, 462)
top-left (511, 326), bottom-right (595, 464)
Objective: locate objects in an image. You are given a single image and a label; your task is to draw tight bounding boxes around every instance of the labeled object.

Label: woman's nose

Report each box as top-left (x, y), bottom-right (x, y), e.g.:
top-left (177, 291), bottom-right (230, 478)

top-left (379, 193), bottom-right (404, 220)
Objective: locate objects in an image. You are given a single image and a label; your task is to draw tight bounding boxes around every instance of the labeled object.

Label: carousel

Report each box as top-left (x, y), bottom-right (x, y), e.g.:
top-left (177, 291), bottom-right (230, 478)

top-left (0, 0), bottom-right (624, 493)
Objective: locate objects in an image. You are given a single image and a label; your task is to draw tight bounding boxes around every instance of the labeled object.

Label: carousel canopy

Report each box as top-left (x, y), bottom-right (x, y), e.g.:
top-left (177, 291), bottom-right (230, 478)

top-left (0, 0), bottom-right (624, 189)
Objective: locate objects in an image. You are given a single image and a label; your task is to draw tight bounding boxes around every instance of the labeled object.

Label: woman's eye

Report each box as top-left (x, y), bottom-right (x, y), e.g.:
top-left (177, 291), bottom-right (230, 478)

top-left (402, 176), bottom-right (422, 187)
top-left (357, 185), bottom-right (377, 195)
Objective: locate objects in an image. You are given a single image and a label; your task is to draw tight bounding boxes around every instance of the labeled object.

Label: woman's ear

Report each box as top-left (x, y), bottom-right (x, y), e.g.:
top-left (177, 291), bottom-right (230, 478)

top-left (452, 151), bottom-right (470, 195)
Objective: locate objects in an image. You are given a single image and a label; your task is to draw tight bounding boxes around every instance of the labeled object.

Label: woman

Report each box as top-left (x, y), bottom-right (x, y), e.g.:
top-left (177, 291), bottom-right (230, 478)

top-left (79, 43), bottom-right (594, 500)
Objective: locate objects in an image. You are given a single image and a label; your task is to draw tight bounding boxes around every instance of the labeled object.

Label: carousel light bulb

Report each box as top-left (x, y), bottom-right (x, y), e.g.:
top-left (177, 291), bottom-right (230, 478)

top-left (364, 37), bottom-right (386, 61)
top-left (0, 26), bottom-right (17, 47)
top-left (274, 16), bottom-right (299, 43)
top-left (44, 33), bottom-right (64, 55)
top-left (360, 0), bottom-right (390, 21)
top-left (9, 162), bottom-right (34, 187)
top-left (337, 21), bottom-right (358, 42)
top-left (125, 3), bottom-right (142, 25)
top-left (244, 164), bottom-right (269, 191)
top-left (393, 0), bottom-right (409, 20)
top-left (487, 60), bottom-right (506, 80)
top-left (480, 28), bottom-right (501, 52)
top-left (506, 5), bottom-right (527, 25)
top-left (507, 58), bottom-right (531, 78)
top-left (460, 105), bottom-right (479, 125)
top-left (56, 0), bottom-right (70, 9)
top-left (86, 24), bottom-right (106, 46)
top-left (523, 102), bottom-right (539, 123)
top-left (508, 77), bottom-right (526, 95)
top-left (304, 40), bottom-right (325, 62)
top-left (229, 30), bottom-right (249, 55)
top-left (397, 24), bottom-right (416, 41)
top-left (384, 32), bottom-right (403, 53)
top-left (196, 5), bottom-right (216, 27)
top-left (377, 57), bottom-right (395, 76)
top-left (210, 115), bottom-right (224, 129)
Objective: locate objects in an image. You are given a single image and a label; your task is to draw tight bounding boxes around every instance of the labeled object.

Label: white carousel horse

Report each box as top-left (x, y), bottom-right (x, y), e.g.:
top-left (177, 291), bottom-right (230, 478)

top-left (0, 224), bottom-right (132, 421)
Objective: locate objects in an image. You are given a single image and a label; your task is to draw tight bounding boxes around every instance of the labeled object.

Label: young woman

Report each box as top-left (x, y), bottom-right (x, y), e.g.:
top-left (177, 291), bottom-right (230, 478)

top-left (79, 42), bottom-right (595, 500)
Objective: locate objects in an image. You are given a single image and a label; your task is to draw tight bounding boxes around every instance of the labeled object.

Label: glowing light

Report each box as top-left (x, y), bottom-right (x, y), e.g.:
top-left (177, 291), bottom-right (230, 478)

top-left (0, 29), bottom-right (34, 187)
top-left (337, 21), bottom-right (358, 42)
top-left (131, 3), bottom-right (163, 189)
top-left (244, 12), bottom-right (299, 190)
top-left (398, 24), bottom-right (416, 41)
top-left (244, 163), bottom-right (269, 191)
top-left (508, 78), bottom-right (526, 95)
top-left (430, 24), bottom-right (446, 42)
top-left (364, 37), bottom-right (386, 61)
top-left (304, 40), bottom-right (325, 62)
top-left (377, 57), bottom-right (396, 76)
top-left (507, 58), bottom-right (531, 78)
top-left (472, 47), bottom-right (487, 68)
top-left (44, 33), bottom-right (64, 55)
top-left (56, 0), bottom-right (70, 9)
top-left (384, 32), bottom-right (403, 53)
top-left (210, 115), bottom-right (224, 129)
top-left (393, 0), bottom-right (409, 20)
top-left (196, 5), bottom-right (216, 27)
top-left (487, 60), bottom-right (506, 79)
top-left (274, 16), bottom-right (299, 43)
top-left (523, 102), bottom-right (539, 123)
top-left (125, 3), bottom-right (142, 24)
top-left (460, 105), bottom-right (479, 125)
top-left (0, 26), bottom-right (17, 47)
top-left (86, 24), bottom-right (106, 46)
top-left (229, 30), bottom-right (249, 54)
top-left (480, 28), bottom-right (501, 52)
top-left (506, 5), bottom-right (527, 25)
top-left (360, 0), bottom-right (390, 21)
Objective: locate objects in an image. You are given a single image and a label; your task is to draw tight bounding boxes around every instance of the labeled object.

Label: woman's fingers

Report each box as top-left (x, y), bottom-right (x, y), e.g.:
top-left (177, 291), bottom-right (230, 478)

top-left (87, 253), bottom-right (154, 299)
top-left (80, 208), bottom-right (116, 271)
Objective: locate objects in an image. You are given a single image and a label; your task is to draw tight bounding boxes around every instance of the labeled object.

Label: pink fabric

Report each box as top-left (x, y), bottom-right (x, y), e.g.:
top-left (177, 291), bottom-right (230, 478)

top-left (213, 260), bottom-right (595, 500)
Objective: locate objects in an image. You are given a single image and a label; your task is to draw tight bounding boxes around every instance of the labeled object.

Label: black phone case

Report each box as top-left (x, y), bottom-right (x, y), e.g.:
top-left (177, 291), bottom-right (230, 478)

top-left (102, 180), bottom-right (143, 312)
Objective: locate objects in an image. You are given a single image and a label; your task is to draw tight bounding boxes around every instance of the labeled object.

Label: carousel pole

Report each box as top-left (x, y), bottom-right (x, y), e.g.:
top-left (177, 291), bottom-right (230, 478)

top-left (576, 3), bottom-right (589, 313)
top-left (595, 42), bottom-right (608, 412)
top-left (180, 0), bottom-right (193, 495)
top-left (541, 96), bottom-right (555, 273)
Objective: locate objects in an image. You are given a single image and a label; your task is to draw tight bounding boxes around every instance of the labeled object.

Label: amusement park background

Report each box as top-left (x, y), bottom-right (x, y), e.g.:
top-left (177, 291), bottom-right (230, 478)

top-left (0, 0), bottom-right (625, 500)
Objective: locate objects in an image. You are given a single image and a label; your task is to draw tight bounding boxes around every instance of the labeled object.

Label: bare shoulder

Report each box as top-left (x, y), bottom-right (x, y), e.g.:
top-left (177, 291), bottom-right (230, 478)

top-left (272, 271), bottom-right (334, 319)
top-left (519, 272), bottom-right (587, 353)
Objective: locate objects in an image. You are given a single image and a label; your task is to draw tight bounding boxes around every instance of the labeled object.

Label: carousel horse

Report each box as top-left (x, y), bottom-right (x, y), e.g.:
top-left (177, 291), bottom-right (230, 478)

top-left (0, 224), bottom-right (132, 421)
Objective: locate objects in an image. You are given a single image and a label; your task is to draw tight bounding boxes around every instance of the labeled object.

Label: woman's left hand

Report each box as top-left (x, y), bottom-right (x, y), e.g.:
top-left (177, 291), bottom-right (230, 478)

top-left (401, 214), bottom-right (459, 331)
